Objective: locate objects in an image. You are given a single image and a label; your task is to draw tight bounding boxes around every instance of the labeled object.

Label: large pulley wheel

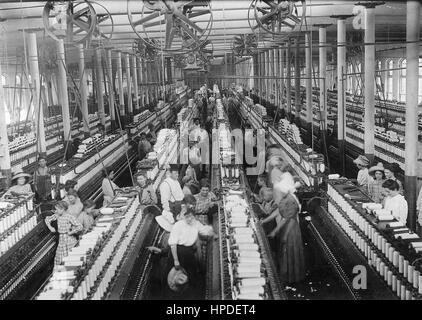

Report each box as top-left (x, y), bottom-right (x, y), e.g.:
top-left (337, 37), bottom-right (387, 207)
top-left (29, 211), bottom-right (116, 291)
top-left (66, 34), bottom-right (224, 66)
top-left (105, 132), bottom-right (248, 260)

top-left (248, 0), bottom-right (306, 39)
top-left (127, 0), bottom-right (213, 55)
top-left (91, 1), bottom-right (114, 41)
top-left (43, 1), bottom-right (97, 43)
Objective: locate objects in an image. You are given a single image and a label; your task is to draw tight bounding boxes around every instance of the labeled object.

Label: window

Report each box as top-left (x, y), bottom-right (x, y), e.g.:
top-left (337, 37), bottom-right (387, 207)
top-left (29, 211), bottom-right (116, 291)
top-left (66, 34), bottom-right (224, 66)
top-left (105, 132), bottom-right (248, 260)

top-left (355, 62), bottom-right (362, 96)
top-left (1, 74), bottom-right (6, 86)
top-left (386, 60), bottom-right (393, 100)
top-left (399, 59), bottom-right (406, 102)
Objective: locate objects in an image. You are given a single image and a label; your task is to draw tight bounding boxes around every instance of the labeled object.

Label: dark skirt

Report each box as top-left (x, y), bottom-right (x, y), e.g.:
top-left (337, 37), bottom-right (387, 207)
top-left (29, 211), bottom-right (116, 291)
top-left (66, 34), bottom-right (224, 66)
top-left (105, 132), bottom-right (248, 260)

top-left (164, 244), bottom-right (202, 299)
top-left (277, 218), bottom-right (306, 284)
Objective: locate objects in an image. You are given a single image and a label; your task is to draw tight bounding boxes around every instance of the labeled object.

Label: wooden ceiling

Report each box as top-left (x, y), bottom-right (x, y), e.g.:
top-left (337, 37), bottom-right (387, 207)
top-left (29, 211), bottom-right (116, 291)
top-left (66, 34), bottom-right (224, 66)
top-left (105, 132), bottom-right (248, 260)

top-left (0, 1), bottom-right (413, 65)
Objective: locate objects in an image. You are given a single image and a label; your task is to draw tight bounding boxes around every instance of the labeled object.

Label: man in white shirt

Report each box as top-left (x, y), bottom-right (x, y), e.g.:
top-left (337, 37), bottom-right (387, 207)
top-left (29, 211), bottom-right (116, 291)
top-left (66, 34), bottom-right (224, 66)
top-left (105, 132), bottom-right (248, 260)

top-left (160, 164), bottom-right (185, 219)
top-left (383, 179), bottom-right (408, 226)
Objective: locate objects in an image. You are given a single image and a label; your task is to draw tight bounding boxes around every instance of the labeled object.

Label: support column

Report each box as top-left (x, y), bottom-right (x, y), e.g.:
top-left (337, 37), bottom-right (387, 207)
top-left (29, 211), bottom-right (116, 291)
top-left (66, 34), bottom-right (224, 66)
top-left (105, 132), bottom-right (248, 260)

top-left (105, 48), bottom-right (116, 130)
top-left (166, 57), bottom-right (172, 84)
top-left (305, 32), bottom-right (313, 126)
top-left (28, 33), bottom-right (46, 157)
top-left (334, 16), bottom-right (351, 175)
top-left (392, 58), bottom-right (399, 101)
top-left (317, 25), bottom-right (330, 136)
top-left (125, 53), bottom-right (133, 121)
top-left (116, 51), bottom-right (125, 127)
top-left (363, 5), bottom-right (376, 163)
top-left (294, 37), bottom-right (301, 123)
top-left (0, 59), bottom-right (11, 184)
top-left (78, 44), bottom-right (90, 137)
top-left (137, 57), bottom-right (143, 108)
top-left (131, 54), bottom-right (139, 114)
top-left (56, 38), bottom-right (71, 148)
top-left (259, 52), bottom-right (263, 100)
top-left (94, 46), bottom-right (106, 127)
top-left (269, 49), bottom-right (274, 104)
top-left (286, 41), bottom-right (291, 115)
top-left (405, 0), bottom-right (420, 231)
top-left (274, 48), bottom-right (279, 108)
top-left (266, 50), bottom-right (270, 102)
top-left (249, 56), bottom-right (255, 91)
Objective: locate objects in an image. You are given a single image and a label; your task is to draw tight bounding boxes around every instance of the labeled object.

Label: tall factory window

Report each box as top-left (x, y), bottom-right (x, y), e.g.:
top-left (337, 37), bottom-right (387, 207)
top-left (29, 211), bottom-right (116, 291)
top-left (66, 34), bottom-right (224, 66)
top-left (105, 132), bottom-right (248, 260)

top-left (347, 63), bottom-right (353, 93)
top-left (356, 62), bottom-right (362, 96)
top-left (386, 60), bottom-right (393, 100)
top-left (399, 59), bottom-right (406, 102)
top-left (1, 74), bottom-right (6, 86)
top-left (375, 60), bottom-right (382, 95)
top-left (15, 74), bottom-right (21, 86)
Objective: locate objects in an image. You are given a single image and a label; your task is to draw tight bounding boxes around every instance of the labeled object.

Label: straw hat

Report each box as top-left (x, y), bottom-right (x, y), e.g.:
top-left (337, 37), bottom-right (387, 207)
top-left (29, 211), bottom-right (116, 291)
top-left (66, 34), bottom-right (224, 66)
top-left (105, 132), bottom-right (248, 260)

top-left (155, 210), bottom-right (175, 232)
top-left (11, 171), bottom-right (31, 181)
top-left (353, 155), bottom-right (370, 167)
top-left (167, 267), bottom-right (189, 292)
top-left (368, 162), bottom-right (385, 174)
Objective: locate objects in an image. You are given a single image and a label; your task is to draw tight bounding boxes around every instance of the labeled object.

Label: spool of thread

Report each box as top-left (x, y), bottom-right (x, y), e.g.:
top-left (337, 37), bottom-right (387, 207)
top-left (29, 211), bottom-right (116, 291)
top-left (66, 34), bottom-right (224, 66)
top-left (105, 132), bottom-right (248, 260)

top-left (400, 285), bottom-right (406, 300)
top-left (399, 255), bottom-right (404, 273)
top-left (387, 271), bottom-right (393, 286)
top-left (392, 275), bottom-right (397, 292)
top-left (380, 262), bottom-right (385, 276)
top-left (385, 243), bottom-right (391, 258)
top-left (406, 289), bottom-right (412, 301)
top-left (393, 251), bottom-right (399, 267)
top-left (384, 266), bottom-right (389, 282)
top-left (376, 258), bottom-right (381, 272)
top-left (381, 238), bottom-right (386, 254)
top-left (404, 260), bottom-right (409, 278)
top-left (414, 271), bottom-right (420, 289)
top-left (408, 265), bottom-right (414, 284)
top-left (396, 279), bottom-right (401, 297)
top-left (419, 275), bottom-right (422, 294)
top-left (388, 247), bottom-right (394, 263)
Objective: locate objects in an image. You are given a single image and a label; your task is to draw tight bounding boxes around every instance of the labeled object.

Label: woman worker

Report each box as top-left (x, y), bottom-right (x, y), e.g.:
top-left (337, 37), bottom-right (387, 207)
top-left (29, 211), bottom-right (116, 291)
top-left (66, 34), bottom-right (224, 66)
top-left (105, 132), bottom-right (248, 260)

top-left (367, 162), bottom-right (386, 204)
top-left (63, 189), bottom-right (83, 218)
top-left (102, 167), bottom-right (120, 206)
top-left (2, 171), bottom-right (33, 198)
top-left (133, 172), bottom-right (158, 206)
top-left (384, 162), bottom-right (404, 195)
top-left (261, 176), bottom-right (305, 285)
top-left (167, 206), bottom-right (215, 299)
top-left (383, 179), bottom-right (408, 226)
top-left (45, 201), bottom-right (83, 267)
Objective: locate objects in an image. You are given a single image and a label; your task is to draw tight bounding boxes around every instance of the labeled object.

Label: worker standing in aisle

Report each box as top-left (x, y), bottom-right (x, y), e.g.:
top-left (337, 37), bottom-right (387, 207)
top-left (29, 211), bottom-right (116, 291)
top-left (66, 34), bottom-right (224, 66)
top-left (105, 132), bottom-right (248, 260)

top-left (160, 164), bottom-right (185, 220)
top-left (45, 201), bottom-right (83, 267)
top-left (33, 156), bottom-right (52, 202)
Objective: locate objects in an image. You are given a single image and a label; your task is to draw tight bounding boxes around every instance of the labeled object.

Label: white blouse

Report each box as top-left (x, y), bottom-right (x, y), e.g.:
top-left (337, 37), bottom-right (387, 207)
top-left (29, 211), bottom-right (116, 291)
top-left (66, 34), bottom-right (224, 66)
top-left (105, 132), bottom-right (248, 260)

top-left (168, 219), bottom-right (208, 247)
top-left (384, 194), bottom-right (408, 225)
top-left (102, 178), bottom-right (118, 199)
